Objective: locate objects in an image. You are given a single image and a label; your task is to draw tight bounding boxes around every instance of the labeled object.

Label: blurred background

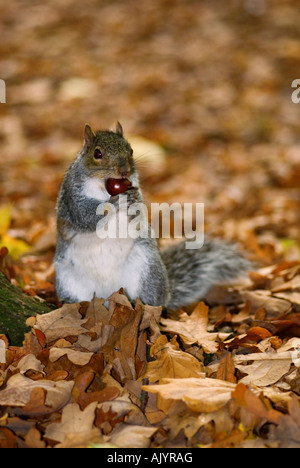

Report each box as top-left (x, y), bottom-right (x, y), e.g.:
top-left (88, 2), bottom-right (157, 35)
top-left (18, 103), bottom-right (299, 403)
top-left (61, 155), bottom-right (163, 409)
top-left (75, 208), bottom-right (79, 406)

top-left (0, 0), bottom-right (300, 300)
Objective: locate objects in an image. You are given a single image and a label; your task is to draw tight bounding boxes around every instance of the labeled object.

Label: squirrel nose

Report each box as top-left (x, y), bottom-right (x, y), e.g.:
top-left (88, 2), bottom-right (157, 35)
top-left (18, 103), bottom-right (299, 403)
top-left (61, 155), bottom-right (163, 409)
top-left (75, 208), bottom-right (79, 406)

top-left (118, 161), bottom-right (131, 178)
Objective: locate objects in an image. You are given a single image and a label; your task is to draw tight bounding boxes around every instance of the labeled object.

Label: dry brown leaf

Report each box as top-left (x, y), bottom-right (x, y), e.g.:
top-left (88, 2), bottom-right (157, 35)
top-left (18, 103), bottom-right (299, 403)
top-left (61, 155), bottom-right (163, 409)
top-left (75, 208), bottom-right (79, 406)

top-left (268, 396), bottom-right (300, 448)
top-left (49, 347), bottom-right (93, 366)
top-left (97, 397), bottom-right (148, 428)
top-left (274, 291), bottom-right (300, 305)
top-left (234, 338), bottom-right (300, 386)
top-left (82, 297), bottom-right (113, 335)
top-left (240, 290), bottom-right (292, 317)
top-left (108, 423), bottom-right (157, 448)
top-left (16, 354), bottom-right (45, 375)
top-left (211, 428), bottom-right (246, 448)
top-left (141, 335), bottom-right (203, 383)
top-left (160, 302), bottom-right (229, 353)
top-left (72, 370), bottom-right (120, 410)
top-left (232, 383), bottom-right (281, 425)
top-left (34, 303), bottom-right (86, 342)
top-left (143, 377), bottom-right (236, 413)
top-left (44, 402), bottom-right (98, 443)
top-left (0, 373), bottom-right (73, 414)
top-left (56, 428), bottom-right (104, 448)
top-left (0, 339), bottom-right (6, 364)
top-left (0, 427), bottom-right (17, 448)
top-left (101, 297), bottom-right (142, 382)
top-left (164, 404), bottom-right (233, 440)
top-left (108, 290), bottom-right (133, 313)
top-left (138, 299), bottom-right (162, 343)
top-left (216, 353), bottom-right (237, 383)
top-left (20, 387), bottom-right (49, 417)
top-left (24, 426), bottom-right (46, 448)
top-left (77, 297), bottom-right (115, 352)
top-left (271, 275), bottom-right (300, 293)
top-left (235, 358), bottom-right (292, 387)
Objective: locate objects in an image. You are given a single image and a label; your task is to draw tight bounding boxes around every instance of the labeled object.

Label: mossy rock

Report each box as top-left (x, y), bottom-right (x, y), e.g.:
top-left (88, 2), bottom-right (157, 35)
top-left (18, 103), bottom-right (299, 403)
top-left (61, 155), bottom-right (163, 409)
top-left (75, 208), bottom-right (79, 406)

top-left (0, 273), bottom-right (55, 345)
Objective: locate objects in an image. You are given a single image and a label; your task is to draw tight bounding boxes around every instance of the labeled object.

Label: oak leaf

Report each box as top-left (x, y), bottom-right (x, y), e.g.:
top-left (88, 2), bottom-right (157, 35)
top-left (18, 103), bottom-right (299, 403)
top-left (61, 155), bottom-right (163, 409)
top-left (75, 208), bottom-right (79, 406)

top-left (101, 294), bottom-right (142, 382)
top-left (49, 347), bottom-right (93, 366)
top-left (108, 423), bottom-right (157, 448)
top-left (232, 383), bottom-right (280, 424)
top-left (44, 402), bottom-right (98, 443)
top-left (141, 335), bottom-right (203, 383)
top-left (24, 426), bottom-right (46, 448)
top-left (269, 396), bottom-right (300, 448)
top-left (0, 373), bottom-right (73, 413)
top-left (160, 302), bottom-right (229, 353)
top-left (143, 377), bottom-right (236, 413)
top-left (216, 353), bottom-right (237, 383)
top-left (34, 303), bottom-right (86, 342)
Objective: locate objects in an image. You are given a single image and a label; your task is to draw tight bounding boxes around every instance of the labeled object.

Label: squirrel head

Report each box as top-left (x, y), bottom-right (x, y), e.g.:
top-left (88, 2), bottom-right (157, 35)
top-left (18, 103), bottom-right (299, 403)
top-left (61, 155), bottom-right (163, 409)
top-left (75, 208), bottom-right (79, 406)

top-left (79, 122), bottom-right (135, 180)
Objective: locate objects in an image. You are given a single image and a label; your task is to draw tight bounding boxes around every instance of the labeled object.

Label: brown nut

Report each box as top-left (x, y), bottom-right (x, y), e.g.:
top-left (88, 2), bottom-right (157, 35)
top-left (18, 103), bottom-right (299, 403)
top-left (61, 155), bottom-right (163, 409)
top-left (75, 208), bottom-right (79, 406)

top-left (105, 178), bottom-right (132, 196)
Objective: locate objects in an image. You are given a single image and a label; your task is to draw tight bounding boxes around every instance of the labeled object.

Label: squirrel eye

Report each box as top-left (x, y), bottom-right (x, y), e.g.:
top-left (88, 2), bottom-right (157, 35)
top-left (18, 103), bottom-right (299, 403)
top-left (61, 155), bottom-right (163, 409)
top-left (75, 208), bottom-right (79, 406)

top-left (94, 149), bottom-right (103, 160)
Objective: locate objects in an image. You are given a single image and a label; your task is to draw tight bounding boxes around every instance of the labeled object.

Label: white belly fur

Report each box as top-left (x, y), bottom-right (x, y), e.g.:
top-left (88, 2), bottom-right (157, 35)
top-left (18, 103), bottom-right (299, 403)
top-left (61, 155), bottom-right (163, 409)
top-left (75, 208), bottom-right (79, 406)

top-left (58, 231), bottom-right (147, 302)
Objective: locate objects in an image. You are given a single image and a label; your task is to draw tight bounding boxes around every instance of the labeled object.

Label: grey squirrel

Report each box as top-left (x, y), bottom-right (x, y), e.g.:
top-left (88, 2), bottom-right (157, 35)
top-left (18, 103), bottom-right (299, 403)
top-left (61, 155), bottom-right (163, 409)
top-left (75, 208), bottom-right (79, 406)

top-left (54, 123), bottom-right (250, 309)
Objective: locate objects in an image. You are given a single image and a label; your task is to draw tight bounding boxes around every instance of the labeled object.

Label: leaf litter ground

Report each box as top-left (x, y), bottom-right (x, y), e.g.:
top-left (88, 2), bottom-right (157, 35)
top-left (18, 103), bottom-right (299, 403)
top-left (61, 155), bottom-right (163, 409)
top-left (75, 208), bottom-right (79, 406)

top-left (1, 261), bottom-right (300, 448)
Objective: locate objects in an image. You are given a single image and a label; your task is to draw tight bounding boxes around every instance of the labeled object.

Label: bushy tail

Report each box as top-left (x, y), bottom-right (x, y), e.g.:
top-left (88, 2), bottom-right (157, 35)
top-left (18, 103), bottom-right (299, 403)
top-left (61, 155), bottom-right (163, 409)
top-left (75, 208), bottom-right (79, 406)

top-left (161, 238), bottom-right (251, 309)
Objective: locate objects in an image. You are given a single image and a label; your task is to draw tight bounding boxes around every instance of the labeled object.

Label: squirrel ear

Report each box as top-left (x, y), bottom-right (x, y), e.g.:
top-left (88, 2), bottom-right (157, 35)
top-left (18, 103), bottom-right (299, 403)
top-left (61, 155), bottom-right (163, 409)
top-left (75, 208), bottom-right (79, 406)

top-left (115, 121), bottom-right (124, 137)
top-left (84, 124), bottom-right (95, 148)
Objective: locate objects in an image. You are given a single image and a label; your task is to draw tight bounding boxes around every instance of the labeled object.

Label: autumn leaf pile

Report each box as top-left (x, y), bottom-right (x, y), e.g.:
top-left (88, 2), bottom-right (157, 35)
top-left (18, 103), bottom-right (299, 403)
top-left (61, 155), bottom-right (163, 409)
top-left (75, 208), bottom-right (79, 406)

top-left (0, 259), bottom-right (300, 448)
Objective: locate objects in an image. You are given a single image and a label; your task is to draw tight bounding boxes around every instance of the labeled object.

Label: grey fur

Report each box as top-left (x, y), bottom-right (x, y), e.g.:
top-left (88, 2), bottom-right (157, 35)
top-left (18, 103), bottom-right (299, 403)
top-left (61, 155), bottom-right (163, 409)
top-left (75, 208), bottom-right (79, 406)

top-left (161, 239), bottom-right (250, 309)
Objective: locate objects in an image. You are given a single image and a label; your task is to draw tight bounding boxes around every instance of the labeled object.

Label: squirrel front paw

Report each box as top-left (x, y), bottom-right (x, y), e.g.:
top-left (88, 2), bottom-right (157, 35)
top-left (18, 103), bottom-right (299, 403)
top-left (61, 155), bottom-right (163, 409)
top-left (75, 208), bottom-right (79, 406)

top-left (110, 187), bottom-right (141, 208)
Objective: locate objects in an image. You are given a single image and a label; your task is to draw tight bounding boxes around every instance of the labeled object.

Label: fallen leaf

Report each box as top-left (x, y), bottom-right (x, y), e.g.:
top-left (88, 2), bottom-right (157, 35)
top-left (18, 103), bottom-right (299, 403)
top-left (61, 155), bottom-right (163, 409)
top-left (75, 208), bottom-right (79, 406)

top-left (97, 396), bottom-right (149, 428)
top-left (138, 299), bottom-right (162, 343)
top-left (216, 353), bottom-right (237, 383)
top-left (255, 313), bottom-right (300, 338)
top-left (235, 358), bottom-right (292, 387)
top-left (246, 327), bottom-right (273, 341)
top-left (274, 291), bottom-right (300, 305)
top-left (17, 354), bottom-right (44, 375)
top-left (0, 427), bottom-right (17, 448)
top-left (34, 329), bottom-right (46, 348)
top-left (0, 234), bottom-right (31, 260)
top-left (101, 295), bottom-right (142, 382)
top-left (232, 383), bottom-right (280, 424)
top-left (271, 275), bottom-right (300, 293)
top-left (72, 370), bottom-right (120, 410)
top-left (77, 298), bottom-right (114, 352)
top-left (160, 302), bottom-right (229, 353)
top-left (0, 374), bottom-right (73, 413)
top-left (0, 205), bottom-right (11, 236)
top-left (0, 339), bottom-right (6, 364)
top-left (144, 377), bottom-right (236, 413)
top-left (268, 396), bottom-right (300, 448)
top-left (34, 303), bottom-right (86, 342)
top-left (164, 404), bottom-right (233, 440)
top-left (240, 291), bottom-right (292, 317)
top-left (21, 387), bottom-right (48, 417)
top-left (211, 427), bottom-right (246, 448)
top-left (141, 335), bottom-right (203, 383)
top-left (24, 426), bottom-right (47, 448)
top-left (44, 402), bottom-right (98, 443)
top-left (108, 423), bottom-right (157, 448)
top-left (56, 428), bottom-right (104, 448)
top-left (0, 205), bottom-right (31, 259)
top-left (49, 347), bottom-right (93, 366)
